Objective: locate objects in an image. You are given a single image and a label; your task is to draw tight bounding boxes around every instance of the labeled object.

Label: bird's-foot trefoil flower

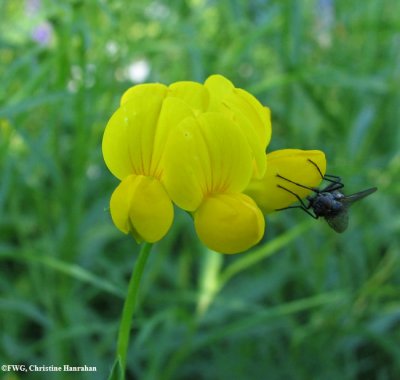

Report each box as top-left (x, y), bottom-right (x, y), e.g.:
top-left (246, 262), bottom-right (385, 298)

top-left (103, 80), bottom-right (211, 243)
top-left (103, 83), bottom-right (175, 243)
top-left (162, 111), bottom-right (266, 254)
top-left (245, 149), bottom-right (327, 214)
top-left (103, 75), bottom-right (272, 252)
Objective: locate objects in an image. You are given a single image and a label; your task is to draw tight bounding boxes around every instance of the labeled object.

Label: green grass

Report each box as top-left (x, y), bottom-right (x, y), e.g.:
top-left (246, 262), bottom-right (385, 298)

top-left (1, 0), bottom-right (399, 379)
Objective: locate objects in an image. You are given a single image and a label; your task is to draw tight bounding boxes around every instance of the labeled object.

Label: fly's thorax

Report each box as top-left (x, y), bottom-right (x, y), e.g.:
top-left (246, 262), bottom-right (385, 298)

top-left (310, 191), bottom-right (345, 217)
top-left (331, 190), bottom-right (345, 200)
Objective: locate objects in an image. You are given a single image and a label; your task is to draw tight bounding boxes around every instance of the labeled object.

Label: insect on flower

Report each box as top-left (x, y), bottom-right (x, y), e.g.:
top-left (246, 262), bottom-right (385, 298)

top-left (275, 160), bottom-right (377, 232)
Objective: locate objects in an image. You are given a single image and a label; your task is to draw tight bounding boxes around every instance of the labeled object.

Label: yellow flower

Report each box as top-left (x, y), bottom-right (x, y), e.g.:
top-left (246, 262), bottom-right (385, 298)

top-left (162, 112), bottom-right (265, 254)
top-left (103, 79), bottom-right (217, 242)
top-left (158, 75), bottom-right (271, 254)
top-left (103, 83), bottom-right (175, 242)
top-left (103, 75), bottom-right (271, 252)
top-left (245, 149), bottom-right (327, 214)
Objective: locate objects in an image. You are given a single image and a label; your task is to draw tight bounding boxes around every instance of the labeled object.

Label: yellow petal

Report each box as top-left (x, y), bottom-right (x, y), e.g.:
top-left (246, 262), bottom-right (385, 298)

top-left (235, 88), bottom-right (272, 148)
top-left (161, 116), bottom-right (209, 211)
top-left (204, 74), bottom-right (235, 110)
top-left (197, 113), bottom-right (253, 193)
top-left (162, 112), bottom-right (253, 211)
top-left (120, 83), bottom-right (167, 106)
top-left (168, 81), bottom-right (209, 115)
top-left (123, 85), bottom-right (167, 176)
top-left (103, 84), bottom-right (168, 179)
top-left (245, 149), bottom-right (326, 213)
top-left (110, 175), bottom-right (173, 242)
top-left (102, 107), bottom-right (133, 180)
top-left (194, 193), bottom-right (265, 254)
top-left (204, 74), bottom-right (271, 178)
top-left (151, 97), bottom-right (195, 177)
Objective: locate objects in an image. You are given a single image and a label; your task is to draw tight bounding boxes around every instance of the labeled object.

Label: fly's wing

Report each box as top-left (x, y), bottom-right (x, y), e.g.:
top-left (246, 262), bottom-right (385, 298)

top-left (326, 187), bottom-right (377, 232)
top-left (325, 210), bottom-right (349, 233)
top-left (342, 187), bottom-right (377, 206)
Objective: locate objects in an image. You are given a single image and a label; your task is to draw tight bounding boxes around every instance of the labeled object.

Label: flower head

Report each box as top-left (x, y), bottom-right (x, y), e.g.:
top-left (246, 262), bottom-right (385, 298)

top-left (103, 75), bottom-right (271, 251)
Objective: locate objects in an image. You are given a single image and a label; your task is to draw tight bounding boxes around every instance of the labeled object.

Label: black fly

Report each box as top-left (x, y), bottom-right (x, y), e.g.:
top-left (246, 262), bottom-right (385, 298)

top-left (275, 160), bottom-right (377, 232)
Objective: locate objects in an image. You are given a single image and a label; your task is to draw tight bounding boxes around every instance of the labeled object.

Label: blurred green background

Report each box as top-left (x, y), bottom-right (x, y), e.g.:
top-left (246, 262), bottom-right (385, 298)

top-left (1, 0), bottom-right (399, 379)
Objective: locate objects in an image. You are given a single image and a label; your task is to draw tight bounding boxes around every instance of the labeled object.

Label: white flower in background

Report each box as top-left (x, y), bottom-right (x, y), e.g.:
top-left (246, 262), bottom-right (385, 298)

top-left (125, 59), bottom-right (151, 83)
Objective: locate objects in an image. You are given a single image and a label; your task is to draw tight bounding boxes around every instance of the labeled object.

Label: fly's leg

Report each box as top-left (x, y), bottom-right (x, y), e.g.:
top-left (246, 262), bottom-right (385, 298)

top-left (276, 174), bottom-right (319, 193)
top-left (308, 159), bottom-right (329, 179)
top-left (275, 185), bottom-right (318, 219)
top-left (323, 181), bottom-right (344, 192)
top-left (308, 159), bottom-right (344, 191)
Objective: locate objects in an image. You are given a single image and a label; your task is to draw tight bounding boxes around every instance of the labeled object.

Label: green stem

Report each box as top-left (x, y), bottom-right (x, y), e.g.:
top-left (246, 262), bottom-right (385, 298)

top-left (117, 242), bottom-right (152, 376)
